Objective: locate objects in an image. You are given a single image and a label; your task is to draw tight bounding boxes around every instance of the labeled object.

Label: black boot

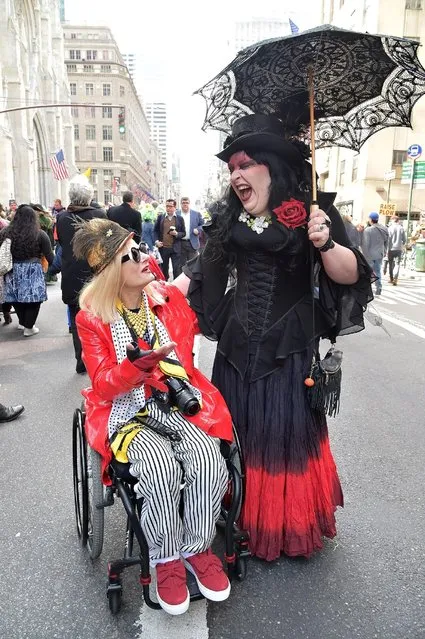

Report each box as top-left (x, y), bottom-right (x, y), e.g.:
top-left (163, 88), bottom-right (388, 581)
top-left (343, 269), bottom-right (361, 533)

top-left (0, 404), bottom-right (25, 423)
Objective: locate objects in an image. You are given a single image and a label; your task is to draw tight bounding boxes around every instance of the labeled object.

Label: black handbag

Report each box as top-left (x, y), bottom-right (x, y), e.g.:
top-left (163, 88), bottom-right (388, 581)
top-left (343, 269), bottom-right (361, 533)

top-left (305, 241), bottom-right (343, 418)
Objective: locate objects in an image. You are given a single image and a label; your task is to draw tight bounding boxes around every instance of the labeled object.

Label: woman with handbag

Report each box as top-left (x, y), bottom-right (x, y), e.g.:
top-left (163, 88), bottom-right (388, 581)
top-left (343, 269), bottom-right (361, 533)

top-left (174, 114), bottom-right (373, 561)
top-left (0, 205), bottom-right (54, 335)
top-left (73, 218), bottom-right (232, 615)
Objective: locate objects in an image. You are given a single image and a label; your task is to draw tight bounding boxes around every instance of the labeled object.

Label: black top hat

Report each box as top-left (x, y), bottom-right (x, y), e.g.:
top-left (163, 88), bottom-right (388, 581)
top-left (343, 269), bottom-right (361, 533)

top-left (216, 114), bottom-right (305, 163)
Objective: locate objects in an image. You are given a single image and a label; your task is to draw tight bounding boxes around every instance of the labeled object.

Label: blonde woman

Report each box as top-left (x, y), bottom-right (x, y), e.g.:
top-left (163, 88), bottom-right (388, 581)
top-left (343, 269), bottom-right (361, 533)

top-left (73, 218), bottom-right (232, 616)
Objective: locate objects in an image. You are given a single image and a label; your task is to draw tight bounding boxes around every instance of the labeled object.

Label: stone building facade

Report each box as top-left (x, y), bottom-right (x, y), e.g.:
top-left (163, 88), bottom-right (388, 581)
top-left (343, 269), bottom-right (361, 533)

top-left (0, 0), bottom-right (74, 207)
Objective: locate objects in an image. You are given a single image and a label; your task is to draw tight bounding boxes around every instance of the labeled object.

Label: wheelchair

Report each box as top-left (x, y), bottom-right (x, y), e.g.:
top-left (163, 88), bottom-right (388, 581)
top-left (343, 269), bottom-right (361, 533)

top-left (72, 406), bottom-right (250, 614)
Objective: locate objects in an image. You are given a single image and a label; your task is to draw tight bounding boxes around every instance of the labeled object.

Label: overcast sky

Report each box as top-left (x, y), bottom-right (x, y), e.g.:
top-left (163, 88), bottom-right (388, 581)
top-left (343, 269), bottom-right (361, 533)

top-left (66, 0), bottom-right (321, 200)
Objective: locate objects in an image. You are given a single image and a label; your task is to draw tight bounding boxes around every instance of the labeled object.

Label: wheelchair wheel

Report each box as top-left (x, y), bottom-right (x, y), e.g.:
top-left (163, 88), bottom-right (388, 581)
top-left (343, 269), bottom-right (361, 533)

top-left (86, 445), bottom-right (105, 559)
top-left (234, 555), bottom-right (248, 581)
top-left (72, 408), bottom-right (88, 545)
top-left (107, 585), bottom-right (123, 614)
top-left (219, 427), bottom-right (245, 526)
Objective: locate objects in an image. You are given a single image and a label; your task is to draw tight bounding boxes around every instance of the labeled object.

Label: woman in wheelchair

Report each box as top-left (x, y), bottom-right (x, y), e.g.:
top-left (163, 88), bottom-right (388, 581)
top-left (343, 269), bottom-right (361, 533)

top-left (73, 218), bottom-right (232, 616)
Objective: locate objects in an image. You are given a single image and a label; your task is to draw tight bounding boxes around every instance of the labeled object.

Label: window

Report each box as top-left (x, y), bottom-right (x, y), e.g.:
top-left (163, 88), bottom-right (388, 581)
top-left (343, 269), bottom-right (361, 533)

top-left (406, 0), bottom-right (422, 8)
top-left (67, 64), bottom-right (77, 73)
top-left (120, 170), bottom-right (127, 183)
top-left (74, 124), bottom-right (79, 140)
top-left (339, 159), bottom-right (345, 186)
top-left (71, 106), bottom-right (79, 118)
top-left (102, 50), bottom-right (110, 60)
top-left (91, 169), bottom-right (98, 185)
top-left (104, 191), bottom-right (111, 205)
top-left (85, 125), bottom-right (96, 140)
top-left (103, 169), bottom-right (113, 186)
top-left (87, 147), bottom-right (97, 161)
top-left (102, 106), bottom-right (112, 118)
top-left (71, 33), bottom-right (77, 39)
top-left (84, 106), bottom-right (96, 118)
top-left (103, 147), bottom-right (113, 162)
top-left (83, 64), bottom-right (94, 73)
top-left (101, 64), bottom-right (111, 73)
top-left (102, 125), bottom-right (113, 140)
top-left (102, 83), bottom-right (111, 96)
top-left (352, 155), bottom-right (359, 182)
top-left (69, 49), bottom-right (81, 60)
top-left (69, 82), bottom-right (77, 96)
top-left (85, 83), bottom-right (94, 96)
top-left (86, 50), bottom-right (98, 60)
top-left (120, 85), bottom-right (125, 97)
top-left (93, 190), bottom-right (98, 201)
top-left (75, 146), bottom-right (80, 161)
top-left (393, 149), bottom-right (406, 165)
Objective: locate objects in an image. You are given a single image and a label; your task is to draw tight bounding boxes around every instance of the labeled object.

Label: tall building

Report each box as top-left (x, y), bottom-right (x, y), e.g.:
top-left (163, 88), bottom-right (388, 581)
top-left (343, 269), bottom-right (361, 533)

top-left (63, 25), bottom-right (165, 204)
top-left (234, 17), bottom-right (290, 52)
top-left (0, 0), bottom-right (74, 205)
top-left (145, 103), bottom-right (168, 172)
top-left (317, 0), bottom-right (425, 227)
top-left (59, 0), bottom-right (65, 22)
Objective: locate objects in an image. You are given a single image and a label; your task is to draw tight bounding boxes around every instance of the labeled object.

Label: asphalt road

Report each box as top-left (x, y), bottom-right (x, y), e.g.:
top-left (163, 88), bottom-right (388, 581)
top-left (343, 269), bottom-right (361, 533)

top-left (1, 273), bottom-right (424, 639)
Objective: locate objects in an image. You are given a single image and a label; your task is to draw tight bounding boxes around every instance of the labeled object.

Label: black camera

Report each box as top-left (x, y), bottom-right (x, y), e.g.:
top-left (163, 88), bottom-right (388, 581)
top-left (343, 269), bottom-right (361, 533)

top-left (165, 377), bottom-right (201, 416)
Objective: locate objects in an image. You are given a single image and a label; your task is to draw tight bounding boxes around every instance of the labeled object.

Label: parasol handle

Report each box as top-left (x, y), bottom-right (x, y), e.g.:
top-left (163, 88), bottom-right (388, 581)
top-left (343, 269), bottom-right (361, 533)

top-left (308, 67), bottom-right (318, 204)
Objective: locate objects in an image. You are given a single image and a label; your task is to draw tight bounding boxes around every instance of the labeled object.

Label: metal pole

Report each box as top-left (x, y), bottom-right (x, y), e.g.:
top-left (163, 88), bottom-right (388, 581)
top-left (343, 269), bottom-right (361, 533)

top-left (387, 179), bottom-right (392, 204)
top-left (407, 158), bottom-right (415, 239)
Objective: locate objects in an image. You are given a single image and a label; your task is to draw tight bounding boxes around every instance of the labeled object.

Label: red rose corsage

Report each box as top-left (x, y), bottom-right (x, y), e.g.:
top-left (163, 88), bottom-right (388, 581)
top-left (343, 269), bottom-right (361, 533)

top-left (273, 199), bottom-right (307, 229)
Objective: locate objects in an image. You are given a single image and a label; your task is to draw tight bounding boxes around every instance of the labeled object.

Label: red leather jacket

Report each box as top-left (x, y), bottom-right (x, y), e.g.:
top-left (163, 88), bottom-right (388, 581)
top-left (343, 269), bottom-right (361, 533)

top-left (76, 283), bottom-right (233, 484)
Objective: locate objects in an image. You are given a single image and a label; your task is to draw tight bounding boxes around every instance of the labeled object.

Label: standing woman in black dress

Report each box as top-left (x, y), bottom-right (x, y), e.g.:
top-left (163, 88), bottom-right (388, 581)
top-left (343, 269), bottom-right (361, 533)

top-left (174, 115), bottom-right (373, 561)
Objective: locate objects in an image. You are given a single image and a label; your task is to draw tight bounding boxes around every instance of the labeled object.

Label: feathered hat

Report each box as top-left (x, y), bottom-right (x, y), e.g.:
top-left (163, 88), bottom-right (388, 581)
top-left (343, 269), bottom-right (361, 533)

top-left (72, 218), bottom-right (133, 274)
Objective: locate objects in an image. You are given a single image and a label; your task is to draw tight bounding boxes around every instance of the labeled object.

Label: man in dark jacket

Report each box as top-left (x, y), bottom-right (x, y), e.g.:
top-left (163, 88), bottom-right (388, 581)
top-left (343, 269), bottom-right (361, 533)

top-left (56, 176), bottom-right (106, 373)
top-left (153, 198), bottom-right (186, 280)
top-left (107, 191), bottom-right (142, 243)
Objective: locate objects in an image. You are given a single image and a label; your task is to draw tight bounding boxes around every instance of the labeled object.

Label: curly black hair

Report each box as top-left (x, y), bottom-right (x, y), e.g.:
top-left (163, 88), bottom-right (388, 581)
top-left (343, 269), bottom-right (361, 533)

top-left (2, 205), bottom-right (41, 259)
top-left (204, 148), bottom-right (315, 268)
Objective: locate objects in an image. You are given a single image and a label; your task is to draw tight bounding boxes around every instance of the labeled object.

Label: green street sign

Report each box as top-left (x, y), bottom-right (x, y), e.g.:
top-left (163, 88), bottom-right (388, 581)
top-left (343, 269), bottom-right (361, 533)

top-left (401, 160), bottom-right (425, 184)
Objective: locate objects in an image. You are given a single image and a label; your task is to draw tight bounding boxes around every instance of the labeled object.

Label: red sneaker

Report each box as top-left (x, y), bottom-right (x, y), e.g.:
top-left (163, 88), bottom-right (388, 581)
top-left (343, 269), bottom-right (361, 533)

top-left (183, 549), bottom-right (231, 602)
top-left (156, 559), bottom-right (190, 615)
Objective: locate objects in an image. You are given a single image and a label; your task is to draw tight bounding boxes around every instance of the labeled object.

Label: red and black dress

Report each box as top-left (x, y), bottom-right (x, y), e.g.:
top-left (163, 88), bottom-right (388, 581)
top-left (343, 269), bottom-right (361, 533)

top-left (183, 193), bottom-right (373, 561)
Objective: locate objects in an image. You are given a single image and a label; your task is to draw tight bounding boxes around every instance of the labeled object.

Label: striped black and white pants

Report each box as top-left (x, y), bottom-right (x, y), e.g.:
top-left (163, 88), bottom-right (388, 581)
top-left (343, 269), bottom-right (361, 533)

top-left (126, 402), bottom-right (228, 564)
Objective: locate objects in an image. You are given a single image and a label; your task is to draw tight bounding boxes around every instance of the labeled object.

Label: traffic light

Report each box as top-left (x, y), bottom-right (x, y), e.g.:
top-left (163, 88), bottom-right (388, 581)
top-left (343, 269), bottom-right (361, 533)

top-left (118, 107), bottom-right (126, 134)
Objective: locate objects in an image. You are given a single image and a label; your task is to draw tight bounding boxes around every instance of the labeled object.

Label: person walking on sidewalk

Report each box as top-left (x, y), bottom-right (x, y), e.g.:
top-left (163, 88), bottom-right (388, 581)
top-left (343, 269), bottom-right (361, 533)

top-left (56, 175), bottom-right (106, 373)
top-left (0, 205), bottom-right (54, 335)
top-left (107, 191), bottom-right (142, 244)
top-left (0, 403), bottom-right (24, 423)
top-left (154, 199), bottom-right (185, 280)
top-left (362, 212), bottom-right (388, 295)
top-left (387, 215), bottom-right (406, 285)
top-left (177, 197), bottom-right (204, 266)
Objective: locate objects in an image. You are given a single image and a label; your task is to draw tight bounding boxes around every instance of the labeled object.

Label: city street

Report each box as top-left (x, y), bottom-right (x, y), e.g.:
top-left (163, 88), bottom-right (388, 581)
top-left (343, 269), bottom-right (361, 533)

top-left (1, 273), bottom-right (424, 639)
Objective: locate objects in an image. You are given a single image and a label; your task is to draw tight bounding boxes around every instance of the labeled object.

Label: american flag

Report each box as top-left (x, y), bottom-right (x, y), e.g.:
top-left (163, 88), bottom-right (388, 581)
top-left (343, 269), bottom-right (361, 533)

top-left (289, 18), bottom-right (299, 34)
top-left (49, 149), bottom-right (70, 180)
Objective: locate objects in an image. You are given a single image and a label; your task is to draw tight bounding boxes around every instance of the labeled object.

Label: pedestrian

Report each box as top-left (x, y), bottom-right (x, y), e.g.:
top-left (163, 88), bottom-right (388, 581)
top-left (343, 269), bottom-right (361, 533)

top-left (141, 211), bottom-right (155, 251)
top-left (154, 198), bottom-right (185, 280)
top-left (342, 214), bottom-right (361, 248)
top-left (56, 175), bottom-right (107, 373)
top-left (0, 205), bottom-right (54, 335)
top-left (362, 212), bottom-right (389, 295)
top-left (73, 218), bottom-right (232, 615)
top-left (52, 198), bottom-right (66, 218)
top-left (175, 114), bottom-right (373, 561)
top-left (177, 197), bottom-right (204, 266)
top-left (107, 191), bottom-right (142, 243)
top-left (0, 403), bottom-right (24, 423)
top-left (387, 215), bottom-right (406, 285)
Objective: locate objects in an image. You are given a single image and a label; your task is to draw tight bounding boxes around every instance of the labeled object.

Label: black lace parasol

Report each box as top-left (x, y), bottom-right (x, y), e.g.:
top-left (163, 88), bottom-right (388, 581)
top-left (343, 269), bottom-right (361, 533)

top-left (196, 24), bottom-right (425, 199)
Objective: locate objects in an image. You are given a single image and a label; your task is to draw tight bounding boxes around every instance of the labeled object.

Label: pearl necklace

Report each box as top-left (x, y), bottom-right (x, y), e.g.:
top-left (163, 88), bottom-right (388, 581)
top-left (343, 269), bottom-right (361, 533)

top-left (238, 210), bottom-right (272, 234)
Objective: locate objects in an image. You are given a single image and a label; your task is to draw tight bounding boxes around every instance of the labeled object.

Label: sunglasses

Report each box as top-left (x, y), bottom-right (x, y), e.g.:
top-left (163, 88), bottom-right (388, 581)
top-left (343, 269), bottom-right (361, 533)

top-left (121, 242), bottom-right (149, 265)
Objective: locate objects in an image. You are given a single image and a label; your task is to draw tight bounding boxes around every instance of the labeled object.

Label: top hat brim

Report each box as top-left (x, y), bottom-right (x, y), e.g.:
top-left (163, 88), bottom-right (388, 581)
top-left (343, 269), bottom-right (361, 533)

top-left (216, 132), bottom-right (303, 163)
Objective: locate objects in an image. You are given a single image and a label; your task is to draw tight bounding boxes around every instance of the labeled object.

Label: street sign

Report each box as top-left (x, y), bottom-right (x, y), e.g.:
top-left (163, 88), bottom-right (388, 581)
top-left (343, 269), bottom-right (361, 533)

top-left (384, 170), bottom-right (396, 181)
top-left (379, 203), bottom-right (396, 216)
top-left (401, 160), bottom-right (425, 186)
top-left (407, 144), bottom-right (422, 159)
